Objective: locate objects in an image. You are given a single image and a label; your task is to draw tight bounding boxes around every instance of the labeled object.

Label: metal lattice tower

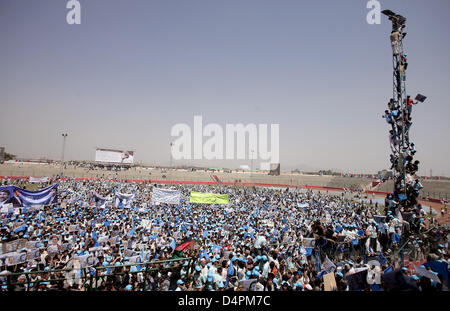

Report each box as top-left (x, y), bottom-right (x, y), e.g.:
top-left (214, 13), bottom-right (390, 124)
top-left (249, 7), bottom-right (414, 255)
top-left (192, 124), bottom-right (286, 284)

top-left (382, 10), bottom-right (425, 216)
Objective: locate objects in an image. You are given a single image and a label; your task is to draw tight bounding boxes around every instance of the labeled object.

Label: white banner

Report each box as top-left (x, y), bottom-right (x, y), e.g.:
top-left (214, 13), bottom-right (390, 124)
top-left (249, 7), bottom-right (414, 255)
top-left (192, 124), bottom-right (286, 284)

top-left (75, 254), bottom-right (94, 268)
top-left (128, 255), bottom-right (140, 264)
top-left (124, 249), bottom-right (135, 257)
top-left (60, 243), bottom-right (73, 252)
top-left (93, 192), bottom-right (107, 208)
top-left (26, 249), bottom-right (40, 261)
top-left (114, 192), bottom-right (135, 208)
top-left (26, 241), bottom-right (42, 250)
top-left (0, 204), bottom-right (13, 214)
top-left (151, 188), bottom-right (181, 205)
top-left (1, 239), bottom-right (27, 254)
top-left (95, 149), bottom-right (134, 164)
top-left (6, 252), bottom-right (27, 266)
top-left (97, 236), bottom-right (109, 244)
top-left (29, 177), bottom-right (49, 183)
top-left (69, 225), bottom-right (79, 232)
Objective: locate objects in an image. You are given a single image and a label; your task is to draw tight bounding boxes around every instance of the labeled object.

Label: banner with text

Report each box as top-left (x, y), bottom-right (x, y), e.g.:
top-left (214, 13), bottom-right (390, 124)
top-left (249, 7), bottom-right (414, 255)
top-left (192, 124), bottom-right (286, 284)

top-left (189, 191), bottom-right (229, 204)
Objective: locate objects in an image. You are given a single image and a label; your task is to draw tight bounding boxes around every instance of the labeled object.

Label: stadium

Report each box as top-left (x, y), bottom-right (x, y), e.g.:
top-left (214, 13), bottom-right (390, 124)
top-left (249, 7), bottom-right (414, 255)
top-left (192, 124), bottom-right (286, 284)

top-left (0, 1), bottom-right (448, 297)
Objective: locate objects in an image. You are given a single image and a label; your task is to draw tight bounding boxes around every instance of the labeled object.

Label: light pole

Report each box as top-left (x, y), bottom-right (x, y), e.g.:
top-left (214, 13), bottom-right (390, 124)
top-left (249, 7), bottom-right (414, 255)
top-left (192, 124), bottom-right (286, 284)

top-left (61, 133), bottom-right (68, 163)
top-left (251, 149), bottom-right (254, 171)
top-left (250, 149), bottom-right (254, 183)
top-left (169, 142), bottom-right (173, 168)
top-left (61, 133), bottom-right (68, 176)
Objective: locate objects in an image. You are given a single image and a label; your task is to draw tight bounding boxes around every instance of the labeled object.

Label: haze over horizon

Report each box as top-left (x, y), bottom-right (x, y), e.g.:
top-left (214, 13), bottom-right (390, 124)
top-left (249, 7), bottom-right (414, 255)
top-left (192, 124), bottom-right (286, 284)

top-left (1, 0), bottom-right (449, 176)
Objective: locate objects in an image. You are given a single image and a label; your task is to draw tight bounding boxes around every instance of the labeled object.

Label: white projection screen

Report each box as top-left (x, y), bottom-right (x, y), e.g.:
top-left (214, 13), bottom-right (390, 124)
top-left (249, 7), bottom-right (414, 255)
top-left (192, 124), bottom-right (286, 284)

top-left (95, 149), bottom-right (134, 164)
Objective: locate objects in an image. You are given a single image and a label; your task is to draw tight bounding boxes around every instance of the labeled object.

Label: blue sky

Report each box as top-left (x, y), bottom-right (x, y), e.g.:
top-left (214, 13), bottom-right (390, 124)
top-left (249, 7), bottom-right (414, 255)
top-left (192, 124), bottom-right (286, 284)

top-left (0, 0), bottom-right (449, 174)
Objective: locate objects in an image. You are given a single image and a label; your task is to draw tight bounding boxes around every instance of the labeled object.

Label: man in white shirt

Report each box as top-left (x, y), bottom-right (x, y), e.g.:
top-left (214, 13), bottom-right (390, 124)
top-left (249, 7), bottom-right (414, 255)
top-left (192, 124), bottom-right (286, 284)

top-left (254, 232), bottom-right (267, 255)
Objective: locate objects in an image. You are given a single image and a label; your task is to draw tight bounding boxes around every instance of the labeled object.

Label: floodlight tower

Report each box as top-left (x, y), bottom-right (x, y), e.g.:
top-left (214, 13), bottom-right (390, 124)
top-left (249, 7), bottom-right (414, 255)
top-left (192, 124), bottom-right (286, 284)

top-left (382, 10), bottom-right (426, 214)
top-left (169, 142), bottom-right (173, 168)
top-left (61, 133), bottom-right (68, 163)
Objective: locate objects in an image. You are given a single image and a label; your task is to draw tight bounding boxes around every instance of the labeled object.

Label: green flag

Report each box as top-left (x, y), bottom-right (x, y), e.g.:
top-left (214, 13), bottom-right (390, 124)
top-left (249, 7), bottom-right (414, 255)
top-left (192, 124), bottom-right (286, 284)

top-left (189, 191), bottom-right (229, 204)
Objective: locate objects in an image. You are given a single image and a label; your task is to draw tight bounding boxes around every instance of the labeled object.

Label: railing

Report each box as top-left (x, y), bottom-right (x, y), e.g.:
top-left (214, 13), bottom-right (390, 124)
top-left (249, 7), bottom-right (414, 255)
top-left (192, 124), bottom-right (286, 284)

top-left (267, 226), bottom-right (440, 270)
top-left (3, 257), bottom-right (194, 291)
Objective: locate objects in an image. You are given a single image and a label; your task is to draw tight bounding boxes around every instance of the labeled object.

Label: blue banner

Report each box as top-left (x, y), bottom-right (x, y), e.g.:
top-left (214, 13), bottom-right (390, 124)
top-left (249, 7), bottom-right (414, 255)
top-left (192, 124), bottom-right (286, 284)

top-left (0, 184), bottom-right (58, 207)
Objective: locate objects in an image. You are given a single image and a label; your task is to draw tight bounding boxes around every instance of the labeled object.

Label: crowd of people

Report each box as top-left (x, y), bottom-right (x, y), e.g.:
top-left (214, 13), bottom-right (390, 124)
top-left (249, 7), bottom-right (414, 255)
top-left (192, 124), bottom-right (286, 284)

top-left (0, 177), bottom-right (448, 292)
top-left (0, 20), bottom-right (446, 292)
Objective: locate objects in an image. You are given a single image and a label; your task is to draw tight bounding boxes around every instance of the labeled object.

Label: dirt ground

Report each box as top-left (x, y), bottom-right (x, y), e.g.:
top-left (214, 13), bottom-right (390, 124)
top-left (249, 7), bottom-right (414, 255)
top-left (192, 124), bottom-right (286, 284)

top-left (419, 200), bottom-right (450, 227)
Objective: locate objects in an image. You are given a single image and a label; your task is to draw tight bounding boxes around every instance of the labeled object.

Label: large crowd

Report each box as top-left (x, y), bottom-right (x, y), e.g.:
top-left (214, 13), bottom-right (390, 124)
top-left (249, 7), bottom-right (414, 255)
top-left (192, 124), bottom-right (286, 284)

top-left (0, 178), bottom-right (448, 292)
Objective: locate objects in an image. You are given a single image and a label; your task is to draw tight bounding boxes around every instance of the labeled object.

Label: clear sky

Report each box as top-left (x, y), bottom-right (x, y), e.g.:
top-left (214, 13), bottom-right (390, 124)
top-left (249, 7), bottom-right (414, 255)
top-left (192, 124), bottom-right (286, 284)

top-left (0, 0), bottom-right (449, 175)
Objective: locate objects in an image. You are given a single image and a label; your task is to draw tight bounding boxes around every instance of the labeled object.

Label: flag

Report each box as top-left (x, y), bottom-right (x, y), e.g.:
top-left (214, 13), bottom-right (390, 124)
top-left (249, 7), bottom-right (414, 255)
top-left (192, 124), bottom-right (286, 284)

top-left (170, 238), bottom-right (177, 250)
top-left (173, 239), bottom-right (197, 259)
top-left (93, 191), bottom-right (107, 207)
top-left (175, 240), bottom-right (194, 252)
top-left (317, 270), bottom-right (326, 279)
top-left (0, 184), bottom-right (58, 207)
top-left (376, 254), bottom-right (387, 265)
top-left (381, 269), bottom-right (418, 291)
top-left (345, 269), bottom-right (368, 291)
top-left (189, 191), bottom-right (229, 204)
top-left (227, 264), bottom-right (235, 276)
top-left (423, 261), bottom-right (449, 284)
top-left (393, 233), bottom-right (401, 243)
top-left (127, 219), bottom-right (136, 238)
top-left (91, 231), bottom-right (100, 247)
top-left (322, 256), bottom-right (336, 273)
top-left (14, 225), bottom-right (28, 234)
top-left (200, 250), bottom-right (209, 260)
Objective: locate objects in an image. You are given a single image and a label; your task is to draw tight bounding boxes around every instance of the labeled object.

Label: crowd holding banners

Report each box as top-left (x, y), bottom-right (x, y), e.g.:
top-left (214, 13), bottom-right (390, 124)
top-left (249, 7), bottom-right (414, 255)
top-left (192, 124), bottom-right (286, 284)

top-left (0, 176), bottom-right (447, 292)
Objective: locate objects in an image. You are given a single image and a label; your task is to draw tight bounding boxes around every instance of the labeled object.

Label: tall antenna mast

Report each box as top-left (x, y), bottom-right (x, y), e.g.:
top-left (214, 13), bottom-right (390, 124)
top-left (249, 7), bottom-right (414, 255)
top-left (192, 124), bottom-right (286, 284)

top-left (382, 10), bottom-right (427, 221)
